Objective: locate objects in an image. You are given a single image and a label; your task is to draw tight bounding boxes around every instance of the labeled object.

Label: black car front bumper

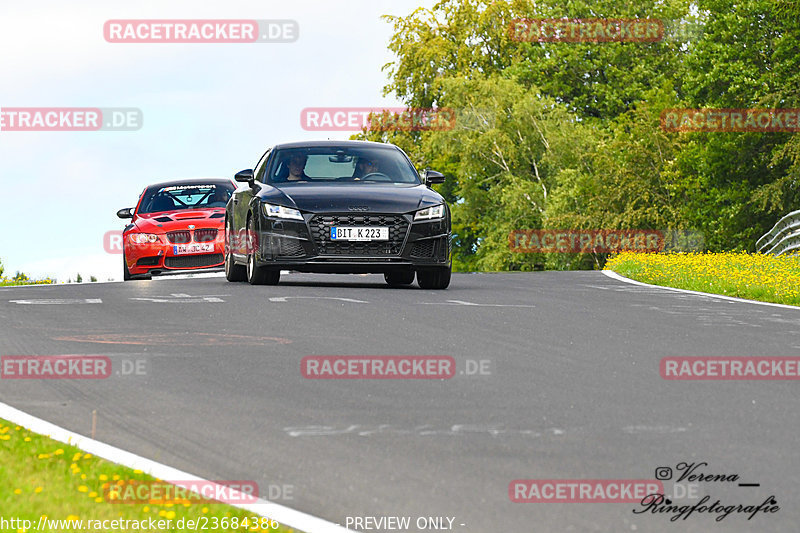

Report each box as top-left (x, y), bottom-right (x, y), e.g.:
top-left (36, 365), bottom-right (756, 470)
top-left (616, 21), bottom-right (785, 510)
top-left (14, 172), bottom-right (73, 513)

top-left (252, 212), bottom-right (450, 273)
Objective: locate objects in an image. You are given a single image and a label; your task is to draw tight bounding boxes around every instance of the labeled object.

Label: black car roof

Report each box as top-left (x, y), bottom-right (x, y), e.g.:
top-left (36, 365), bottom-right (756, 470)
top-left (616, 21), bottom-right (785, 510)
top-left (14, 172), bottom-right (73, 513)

top-left (271, 140), bottom-right (399, 150)
top-left (145, 177), bottom-right (234, 190)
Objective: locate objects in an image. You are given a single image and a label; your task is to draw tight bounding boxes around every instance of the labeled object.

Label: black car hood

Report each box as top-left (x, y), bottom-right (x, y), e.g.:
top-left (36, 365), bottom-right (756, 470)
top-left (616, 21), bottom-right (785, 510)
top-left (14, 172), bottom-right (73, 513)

top-left (257, 183), bottom-right (443, 214)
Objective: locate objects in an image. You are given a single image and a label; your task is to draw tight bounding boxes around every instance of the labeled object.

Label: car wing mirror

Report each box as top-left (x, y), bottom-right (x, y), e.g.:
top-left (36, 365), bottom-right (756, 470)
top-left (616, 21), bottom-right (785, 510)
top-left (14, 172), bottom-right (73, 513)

top-left (116, 207), bottom-right (134, 219)
top-left (423, 169), bottom-right (445, 186)
top-left (235, 169), bottom-right (255, 185)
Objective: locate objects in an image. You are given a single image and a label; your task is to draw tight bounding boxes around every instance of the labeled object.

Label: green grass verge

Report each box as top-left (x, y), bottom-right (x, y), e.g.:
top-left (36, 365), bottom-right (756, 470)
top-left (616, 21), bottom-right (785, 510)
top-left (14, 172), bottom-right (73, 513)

top-left (0, 418), bottom-right (297, 532)
top-left (605, 251), bottom-right (800, 306)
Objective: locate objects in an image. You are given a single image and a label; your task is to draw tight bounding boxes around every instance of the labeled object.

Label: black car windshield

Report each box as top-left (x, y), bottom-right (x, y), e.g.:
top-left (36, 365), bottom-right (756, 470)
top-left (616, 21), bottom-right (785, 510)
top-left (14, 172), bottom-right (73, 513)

top-left (138, 183), bottom-right (235, 214)
top-left (265, 146), bottom-right (420, 185)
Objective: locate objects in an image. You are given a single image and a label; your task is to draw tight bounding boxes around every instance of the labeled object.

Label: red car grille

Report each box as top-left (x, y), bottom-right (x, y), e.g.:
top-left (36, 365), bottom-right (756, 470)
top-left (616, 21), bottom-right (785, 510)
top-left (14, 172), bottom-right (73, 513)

top-left (167, 231), bottom-right (191, 244)
top-left (166, 229), bottom-right (218, 244)
top-left (194, 229), bottom-right (218, 242)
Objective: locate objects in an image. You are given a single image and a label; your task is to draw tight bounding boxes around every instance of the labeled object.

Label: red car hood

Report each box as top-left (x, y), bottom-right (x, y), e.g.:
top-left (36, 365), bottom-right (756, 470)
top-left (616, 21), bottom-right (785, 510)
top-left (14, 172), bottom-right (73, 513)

top-left (131, 209), bottom-right (225, 233)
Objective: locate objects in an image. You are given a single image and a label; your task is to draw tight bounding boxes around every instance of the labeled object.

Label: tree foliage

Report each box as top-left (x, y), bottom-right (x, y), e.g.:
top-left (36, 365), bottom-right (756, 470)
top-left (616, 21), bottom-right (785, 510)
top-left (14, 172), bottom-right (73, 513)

top-left (360, 0), bottom-right (800, 269)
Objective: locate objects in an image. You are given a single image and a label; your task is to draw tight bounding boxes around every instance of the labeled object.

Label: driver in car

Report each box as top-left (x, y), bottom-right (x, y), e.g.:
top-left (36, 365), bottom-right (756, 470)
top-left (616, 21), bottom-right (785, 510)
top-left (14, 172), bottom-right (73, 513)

top-left (209, 186), bottom-right (230, 207)
top-left (353, 157), bottom-right (379, 180)
top-left (287, 154), bottom-right (312, 181)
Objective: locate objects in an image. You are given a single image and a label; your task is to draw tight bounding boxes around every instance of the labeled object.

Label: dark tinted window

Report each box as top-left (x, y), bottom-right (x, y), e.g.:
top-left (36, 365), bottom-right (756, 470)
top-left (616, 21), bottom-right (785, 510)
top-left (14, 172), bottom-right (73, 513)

top-left (266, 146), bottom-right (420, 185)
top-left (138, 183), bottom-right (235, 214)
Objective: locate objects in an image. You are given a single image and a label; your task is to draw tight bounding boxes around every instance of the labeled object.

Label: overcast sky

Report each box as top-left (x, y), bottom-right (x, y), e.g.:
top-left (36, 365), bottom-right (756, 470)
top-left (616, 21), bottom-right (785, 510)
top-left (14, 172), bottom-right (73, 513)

top-left (0, 0), bottom-right (435, 282)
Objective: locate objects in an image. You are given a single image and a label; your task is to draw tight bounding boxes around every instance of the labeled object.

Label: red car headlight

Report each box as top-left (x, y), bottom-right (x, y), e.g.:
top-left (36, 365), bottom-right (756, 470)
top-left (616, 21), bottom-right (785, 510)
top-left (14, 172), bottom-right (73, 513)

top-left (129, 233), bottom-right (161, 244)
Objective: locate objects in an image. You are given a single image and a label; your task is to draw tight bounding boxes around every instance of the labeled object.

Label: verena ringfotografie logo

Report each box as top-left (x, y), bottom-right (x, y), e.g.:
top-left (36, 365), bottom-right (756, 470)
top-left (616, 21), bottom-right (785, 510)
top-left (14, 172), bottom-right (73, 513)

top-left (300, 107), bottom-right (455, 132)
top-left (104, 20), bottom-right (298, 43)
top-left (661, 109), bottom-right (800, 132)
top-left (1, 356), bottom-right (111, 379)
top-left (103, 480), bottom-right (259, 504)
top-left (301, 356), bottom-right (455, 379)
top-left (661, 357), bottom-right (800, 380)
top-left (509, 229), bottom-right (664, 253)
top-left (636, 461), bottom-right (780, 522)
top-left (509, 18), bottom-right (664, 42)
top-left (0, 108), bottom-right (142, 132)
top-left (510, 480), bottom-right (664, 503)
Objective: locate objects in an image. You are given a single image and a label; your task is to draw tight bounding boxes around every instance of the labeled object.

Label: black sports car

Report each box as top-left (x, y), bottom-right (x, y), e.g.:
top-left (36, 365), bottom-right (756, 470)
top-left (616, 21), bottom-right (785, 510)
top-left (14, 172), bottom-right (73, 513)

top-left (225, 140), bottom-right (451, 288)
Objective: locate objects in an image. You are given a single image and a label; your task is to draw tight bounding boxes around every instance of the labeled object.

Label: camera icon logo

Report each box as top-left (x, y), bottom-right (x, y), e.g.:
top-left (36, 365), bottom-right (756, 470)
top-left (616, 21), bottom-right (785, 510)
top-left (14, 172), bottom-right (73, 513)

top-left (655, 467), bottom-right (673, 480)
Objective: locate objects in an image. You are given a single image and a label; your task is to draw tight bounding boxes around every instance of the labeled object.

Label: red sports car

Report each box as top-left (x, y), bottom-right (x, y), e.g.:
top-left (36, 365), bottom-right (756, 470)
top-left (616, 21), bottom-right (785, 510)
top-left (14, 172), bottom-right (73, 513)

top-left (116, 178), bottom-right (237, 280)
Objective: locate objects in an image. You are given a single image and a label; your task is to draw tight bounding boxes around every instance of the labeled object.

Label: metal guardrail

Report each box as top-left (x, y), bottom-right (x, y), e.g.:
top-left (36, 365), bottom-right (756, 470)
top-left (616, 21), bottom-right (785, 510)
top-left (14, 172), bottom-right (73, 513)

top-left (757, 209), bottom-right (800, 255)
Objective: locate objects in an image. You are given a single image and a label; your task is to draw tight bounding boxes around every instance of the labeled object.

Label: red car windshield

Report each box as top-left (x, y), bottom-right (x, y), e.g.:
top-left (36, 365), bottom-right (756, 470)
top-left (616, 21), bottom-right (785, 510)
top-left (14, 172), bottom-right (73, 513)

top-left (138, 183), bottom-right (234, 214)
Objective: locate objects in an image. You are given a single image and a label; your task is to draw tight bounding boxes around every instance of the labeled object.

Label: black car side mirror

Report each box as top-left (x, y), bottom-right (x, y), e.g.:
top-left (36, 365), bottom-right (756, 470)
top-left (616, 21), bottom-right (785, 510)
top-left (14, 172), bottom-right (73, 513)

top-left (423, 169), bottom-right (445, 186)
top-left (235, 169), bottom-right (255, 184)
top-left (116, 207), bottom-right (133, 219)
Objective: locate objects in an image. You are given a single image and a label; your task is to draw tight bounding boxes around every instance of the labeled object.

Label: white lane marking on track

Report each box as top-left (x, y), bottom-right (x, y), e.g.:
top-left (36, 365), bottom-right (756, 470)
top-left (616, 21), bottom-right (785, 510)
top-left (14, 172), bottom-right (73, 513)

top-left (9, 298), bottom-right (102, 305)
top-left (129, 294), bottom-right (226, 303)
top-left (623, 425), bottom-right (688, 434)
top-left (602, 270), bottom-right (800, 311)
top-left (419, 299), bottom-right (535, 308)
top-left (269, 296), bottom-right (367, 303)
top-left (0, 402), bottom-right (352, 533)
top-left (284, 424), bottom-right (547, 437)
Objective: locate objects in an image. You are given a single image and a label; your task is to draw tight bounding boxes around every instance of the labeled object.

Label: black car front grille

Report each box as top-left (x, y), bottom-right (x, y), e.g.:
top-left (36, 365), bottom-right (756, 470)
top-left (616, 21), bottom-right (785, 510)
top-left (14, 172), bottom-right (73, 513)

top-left (410, 236), bottom-right (450, 260)
top-left (164, 253), bottom-right (223, 268)
top-left (410, 240), bottom-right (435, 258)
top-left (277, 238), bottom-right (305, 257)
top-left (194, 229), bottom-right (218, 242)
top-left (166, 231), bottom-right (191, 244)
top-left (136, 256), bottom-right (161, 267)
top-left (309, 214), bottom-right (408, 256)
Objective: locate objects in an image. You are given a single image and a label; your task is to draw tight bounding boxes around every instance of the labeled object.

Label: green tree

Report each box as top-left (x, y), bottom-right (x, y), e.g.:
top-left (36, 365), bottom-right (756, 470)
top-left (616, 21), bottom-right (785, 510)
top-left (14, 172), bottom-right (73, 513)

top-left (369, 0), bottom-right (799, 268)
top-left (382, 0), bottom-right (695, 120)
top-left (675, 0), bottom-right (800, 249)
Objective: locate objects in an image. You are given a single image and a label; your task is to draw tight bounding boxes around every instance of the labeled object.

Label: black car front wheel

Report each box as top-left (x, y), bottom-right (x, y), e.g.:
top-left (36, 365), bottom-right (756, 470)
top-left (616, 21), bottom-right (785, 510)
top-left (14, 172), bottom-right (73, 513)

top-left (417, 265), bottom-right (451, 290)
top-left (384, 270), bottom-right (415, 287)
top-left (225, 222), bottom-right (247, 282)
top-left (246, 219), bottom-right (280, 285)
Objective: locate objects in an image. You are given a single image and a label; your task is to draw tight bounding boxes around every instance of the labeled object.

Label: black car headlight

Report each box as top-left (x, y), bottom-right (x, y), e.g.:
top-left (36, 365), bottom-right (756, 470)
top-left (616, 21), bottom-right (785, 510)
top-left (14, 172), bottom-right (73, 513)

top-left (413, 204), bottom-right (445, 221)
top-left (263, 203), bottom-right (303, 221)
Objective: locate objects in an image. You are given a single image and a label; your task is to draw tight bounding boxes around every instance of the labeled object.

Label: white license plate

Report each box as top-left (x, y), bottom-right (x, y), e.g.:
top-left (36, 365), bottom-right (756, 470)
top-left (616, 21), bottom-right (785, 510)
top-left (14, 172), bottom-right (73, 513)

top-left (331, 226), bottom-right (389, 241)
top-left (173, 243), bottom-right (214, 255)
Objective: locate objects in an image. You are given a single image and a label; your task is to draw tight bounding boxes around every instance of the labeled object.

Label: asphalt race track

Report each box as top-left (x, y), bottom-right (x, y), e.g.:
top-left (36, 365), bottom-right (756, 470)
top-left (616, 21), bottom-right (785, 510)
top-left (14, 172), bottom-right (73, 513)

top-left (1, 272), bottom-right (799, 532)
